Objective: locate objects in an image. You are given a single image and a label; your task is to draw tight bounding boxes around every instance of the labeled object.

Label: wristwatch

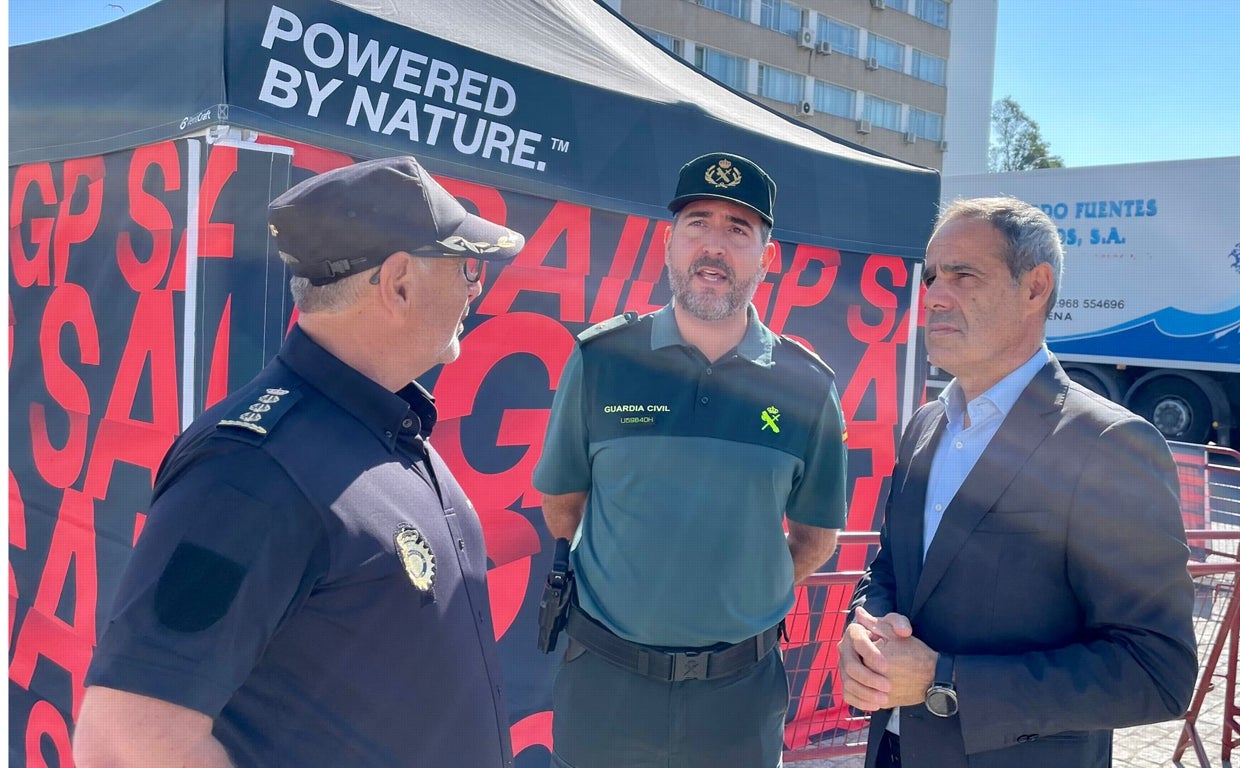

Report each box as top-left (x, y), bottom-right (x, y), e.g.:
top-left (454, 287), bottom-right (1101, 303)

top-left (924, 653), bottom-right (958, 717)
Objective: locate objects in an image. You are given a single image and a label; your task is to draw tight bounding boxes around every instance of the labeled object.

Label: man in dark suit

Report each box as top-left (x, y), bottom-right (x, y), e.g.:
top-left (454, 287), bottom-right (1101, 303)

top-left (838, 196), bottom-right (1197, 768)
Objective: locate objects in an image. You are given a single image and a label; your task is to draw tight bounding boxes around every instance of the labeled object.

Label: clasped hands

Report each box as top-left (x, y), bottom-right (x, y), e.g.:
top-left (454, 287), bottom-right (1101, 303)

top-left (838, 606), bottom-right (940, 712)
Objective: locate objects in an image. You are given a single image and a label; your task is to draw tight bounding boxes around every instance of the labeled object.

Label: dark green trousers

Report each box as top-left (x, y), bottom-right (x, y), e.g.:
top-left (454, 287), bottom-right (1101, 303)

top-left (551, 638), bottom-right (788, 768)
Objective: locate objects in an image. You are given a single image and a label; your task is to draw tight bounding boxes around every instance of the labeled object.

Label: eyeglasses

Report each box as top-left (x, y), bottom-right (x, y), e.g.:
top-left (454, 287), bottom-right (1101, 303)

top-left (462, 257), bottom-right (484, 284)
top-left (369, 255), bottom-right (486, 285)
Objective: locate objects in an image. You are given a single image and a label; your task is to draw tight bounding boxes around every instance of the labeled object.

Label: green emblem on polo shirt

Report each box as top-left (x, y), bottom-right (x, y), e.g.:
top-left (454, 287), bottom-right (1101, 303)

top-left (760, 406), bottom-right (781, 433)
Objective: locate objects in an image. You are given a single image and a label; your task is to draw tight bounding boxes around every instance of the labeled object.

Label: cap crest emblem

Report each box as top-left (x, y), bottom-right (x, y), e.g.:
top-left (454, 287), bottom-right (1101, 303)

top-left (704, 158), bottom-right (742, 189)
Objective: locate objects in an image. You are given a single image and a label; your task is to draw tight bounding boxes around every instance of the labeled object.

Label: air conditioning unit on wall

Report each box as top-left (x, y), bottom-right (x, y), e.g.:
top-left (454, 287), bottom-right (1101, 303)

top-left (938, 139), bottom-right (950, 152)
top-left (797, 28), bottom-right (815, 49)
top-left (904, 131), bottom-right (918, 144)
top-left (797, 100), bottom-right (815, 117)
top-left (856, 119), bottom-right (872, 134)
top-left (815, 41), bottom-right (832, 55)
top-left (871, 0), bottom-right (886, 9)
top-left (865, 57), bottom-right (880, 70)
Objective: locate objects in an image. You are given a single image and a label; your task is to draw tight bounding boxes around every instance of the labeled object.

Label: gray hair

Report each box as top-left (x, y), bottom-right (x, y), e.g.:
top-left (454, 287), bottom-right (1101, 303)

top-left (934, 196), bottom-right (1064, 316)
top-left (288, 265), bottom-right (373, 314)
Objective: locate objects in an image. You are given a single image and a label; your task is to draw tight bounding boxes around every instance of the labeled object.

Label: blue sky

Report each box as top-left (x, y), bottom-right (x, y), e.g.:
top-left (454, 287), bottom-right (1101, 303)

top-left (8, 0), bottom-right (1240, 168)
top-left (992, 0), bottom-right (1240, 167)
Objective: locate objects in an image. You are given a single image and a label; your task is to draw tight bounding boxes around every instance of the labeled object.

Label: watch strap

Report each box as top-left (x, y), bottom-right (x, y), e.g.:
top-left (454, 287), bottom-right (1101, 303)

top-left (933, 652), bottom-right (955, 688)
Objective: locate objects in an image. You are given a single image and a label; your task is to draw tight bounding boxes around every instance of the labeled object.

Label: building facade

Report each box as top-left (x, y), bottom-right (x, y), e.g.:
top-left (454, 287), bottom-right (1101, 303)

top-left (606, 0), bottom-right (995, 174)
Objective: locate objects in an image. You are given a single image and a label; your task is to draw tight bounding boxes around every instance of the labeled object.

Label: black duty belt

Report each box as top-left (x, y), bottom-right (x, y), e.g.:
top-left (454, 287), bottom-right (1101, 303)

top-left (564, 606), bottom-right (782, 682)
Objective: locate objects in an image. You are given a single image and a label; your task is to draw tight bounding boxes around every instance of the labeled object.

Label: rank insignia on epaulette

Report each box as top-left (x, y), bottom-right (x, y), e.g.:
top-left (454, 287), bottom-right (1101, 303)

top-left (577, 311), bottom-right (640, 345)
top-left (395, 525), bottom-right (437, 593)
top-left (780, 334), bottom-right (835, 376)
top-left (218, 387), bottom-right (300, 436)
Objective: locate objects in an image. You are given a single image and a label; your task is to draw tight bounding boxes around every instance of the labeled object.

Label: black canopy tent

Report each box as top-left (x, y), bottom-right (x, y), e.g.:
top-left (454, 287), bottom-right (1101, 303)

top-left (10, 2), bottom-right (939, 764)
top-left (11, 0), bottom-right (938, 255)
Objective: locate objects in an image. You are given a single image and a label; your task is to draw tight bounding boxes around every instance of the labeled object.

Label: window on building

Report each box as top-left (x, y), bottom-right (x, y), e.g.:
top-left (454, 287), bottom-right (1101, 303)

top-left (817, 17), bottom-right (860, 57)
top-left (813, 81), bottom-right (856, 119)
top-left (911, 50), bottom-right (946, 86)
top-left (917, 0), bottom-right (949, 28)
top-left (884, 0), bottom-right (908, 10)
top-left (700, 0), bottom-right (750, 21)
top-left (694, 47), bottom-right (749, 92)
top-left (760, 0), bottom-right (803, 36)
top-left (758, 64), bottom-right (805, 104)
top-left (909, 109), bottom-right (943, 141)
top-left (641, 27), bottom-right (684, 57)
top-left (863, 95), bottom-right (901, 131)
top-left (868, 34), bottom-right (905, 71)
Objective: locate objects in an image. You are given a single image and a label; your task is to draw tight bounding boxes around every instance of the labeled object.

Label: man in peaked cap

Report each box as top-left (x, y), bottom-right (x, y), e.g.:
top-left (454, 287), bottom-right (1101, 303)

top-left (533, 152), bottom-right (848, 767)
top-left (75, 156), bottom-right (523, 768)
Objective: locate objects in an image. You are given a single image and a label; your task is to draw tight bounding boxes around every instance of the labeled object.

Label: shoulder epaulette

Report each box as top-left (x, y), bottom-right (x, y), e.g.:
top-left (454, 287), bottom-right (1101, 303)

top-left (216, 385), bottom-right (302, 441)
top-left (576, 311), bottom-right (640, 346)
top-left (779, 334), bottom-right (836, 377)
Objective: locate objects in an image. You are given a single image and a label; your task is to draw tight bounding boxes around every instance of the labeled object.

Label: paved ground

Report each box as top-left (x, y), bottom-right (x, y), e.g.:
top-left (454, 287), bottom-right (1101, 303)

top-left (791, 688), bottom-right (1228, 768)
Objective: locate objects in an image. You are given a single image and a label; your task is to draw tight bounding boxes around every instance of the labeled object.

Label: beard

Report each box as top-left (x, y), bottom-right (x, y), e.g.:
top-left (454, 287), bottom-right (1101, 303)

top-left (668, 256), bottom-right (763, 322)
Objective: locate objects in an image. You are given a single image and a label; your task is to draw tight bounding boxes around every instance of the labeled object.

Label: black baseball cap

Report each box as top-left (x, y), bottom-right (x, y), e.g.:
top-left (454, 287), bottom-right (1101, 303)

top-left (268, 156), bottom-right (525, 286)
top-left (667, 152), bottom-right (776, 226)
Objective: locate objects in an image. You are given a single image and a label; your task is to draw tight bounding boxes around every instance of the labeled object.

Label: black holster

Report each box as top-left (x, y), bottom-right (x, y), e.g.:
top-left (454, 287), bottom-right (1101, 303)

top-left (536, 537), bottom-right (575, 654)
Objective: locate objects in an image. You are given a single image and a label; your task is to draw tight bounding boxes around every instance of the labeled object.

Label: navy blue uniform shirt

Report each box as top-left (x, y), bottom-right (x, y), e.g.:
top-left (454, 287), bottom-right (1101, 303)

top-left (87, 326), bottom-right (512, 767)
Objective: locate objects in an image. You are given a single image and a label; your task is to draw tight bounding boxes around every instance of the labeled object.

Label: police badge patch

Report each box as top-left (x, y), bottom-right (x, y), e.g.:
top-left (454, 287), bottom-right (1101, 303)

top-left (394, 525), bottom-right (437, 592)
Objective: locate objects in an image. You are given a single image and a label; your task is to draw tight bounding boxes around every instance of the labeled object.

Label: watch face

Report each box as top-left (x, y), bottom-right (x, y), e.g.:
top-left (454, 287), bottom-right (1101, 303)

top-left (926, 687), bottom-right (959, 717)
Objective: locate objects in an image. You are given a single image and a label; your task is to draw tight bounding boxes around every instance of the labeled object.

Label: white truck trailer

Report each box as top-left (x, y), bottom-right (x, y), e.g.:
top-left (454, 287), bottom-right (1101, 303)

top-left (941, 158), bottom-right (1240, 446)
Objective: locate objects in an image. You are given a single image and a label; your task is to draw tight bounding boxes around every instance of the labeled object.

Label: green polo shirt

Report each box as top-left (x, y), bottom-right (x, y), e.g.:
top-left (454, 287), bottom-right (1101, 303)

top-left (534, 305), bottom-right (847, 647)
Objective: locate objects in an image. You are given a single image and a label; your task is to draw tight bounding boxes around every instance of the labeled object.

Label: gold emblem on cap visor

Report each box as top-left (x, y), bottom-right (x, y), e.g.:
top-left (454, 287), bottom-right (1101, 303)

top-left (704, 158), bottom-right (742, 189)
top-left (395, 526), bottom-right (437, 592)
top-left (438, 231), bottom-right (519, 255)
top-left (269, 224), bottom-right (279, 236)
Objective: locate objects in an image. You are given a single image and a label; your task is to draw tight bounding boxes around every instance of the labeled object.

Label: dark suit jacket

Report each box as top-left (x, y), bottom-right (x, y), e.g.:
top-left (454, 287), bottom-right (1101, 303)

top-left (852, 359), bottom-right (1198, 768)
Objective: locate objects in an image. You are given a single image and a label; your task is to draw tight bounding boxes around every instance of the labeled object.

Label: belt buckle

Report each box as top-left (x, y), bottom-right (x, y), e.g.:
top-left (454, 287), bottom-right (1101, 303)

top-left (671, 651), bottom-right (709, 681)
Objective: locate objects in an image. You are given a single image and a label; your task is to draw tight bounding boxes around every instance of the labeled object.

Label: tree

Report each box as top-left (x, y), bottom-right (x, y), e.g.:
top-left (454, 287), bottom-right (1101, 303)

top-left (988, 97), bottom-right (1064, 172)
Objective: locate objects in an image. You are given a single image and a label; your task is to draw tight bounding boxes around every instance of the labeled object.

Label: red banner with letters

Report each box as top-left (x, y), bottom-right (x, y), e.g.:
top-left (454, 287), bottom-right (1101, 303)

top-left (9, 138), bottom-right (922, 766)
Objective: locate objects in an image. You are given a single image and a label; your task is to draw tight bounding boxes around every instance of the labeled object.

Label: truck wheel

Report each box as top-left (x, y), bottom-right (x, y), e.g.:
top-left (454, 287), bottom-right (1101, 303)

top-left (1128, 376), bottom-right (1213, 444)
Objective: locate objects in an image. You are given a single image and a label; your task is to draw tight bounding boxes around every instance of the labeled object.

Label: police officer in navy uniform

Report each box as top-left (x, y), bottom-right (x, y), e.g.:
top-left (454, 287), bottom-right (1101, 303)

top-left (74, 156), bottom-right (524, 767)
top-left (534, 153), bottom-right (849, 768)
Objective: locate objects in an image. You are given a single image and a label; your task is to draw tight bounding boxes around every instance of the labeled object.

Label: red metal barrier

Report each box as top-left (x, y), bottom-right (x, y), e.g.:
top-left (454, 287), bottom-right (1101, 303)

top-left (1173, 444), bottom-right (1240, 767)
top-left (1174, 555), bottom-right (1240, 768)
top-left (782, 534), bottom-right (876, 762)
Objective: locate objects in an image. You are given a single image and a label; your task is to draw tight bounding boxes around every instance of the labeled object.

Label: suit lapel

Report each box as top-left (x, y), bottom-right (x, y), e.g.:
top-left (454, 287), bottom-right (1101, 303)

top-left (892, 406), bottom-right (946, 616)
top-left (911, 362), bottom-right (1070, 617)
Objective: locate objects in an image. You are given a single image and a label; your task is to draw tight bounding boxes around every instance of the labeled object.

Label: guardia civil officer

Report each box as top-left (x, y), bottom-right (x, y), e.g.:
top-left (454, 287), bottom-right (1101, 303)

top-left (533, 152), bottom-right (849, 768)
top-left (74, 156), bottom-right (524, 767)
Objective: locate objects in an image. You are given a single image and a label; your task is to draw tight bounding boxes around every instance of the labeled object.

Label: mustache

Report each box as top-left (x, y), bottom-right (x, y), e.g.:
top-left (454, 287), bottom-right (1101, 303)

top-left (689, 256), bottom-right (734, 281)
